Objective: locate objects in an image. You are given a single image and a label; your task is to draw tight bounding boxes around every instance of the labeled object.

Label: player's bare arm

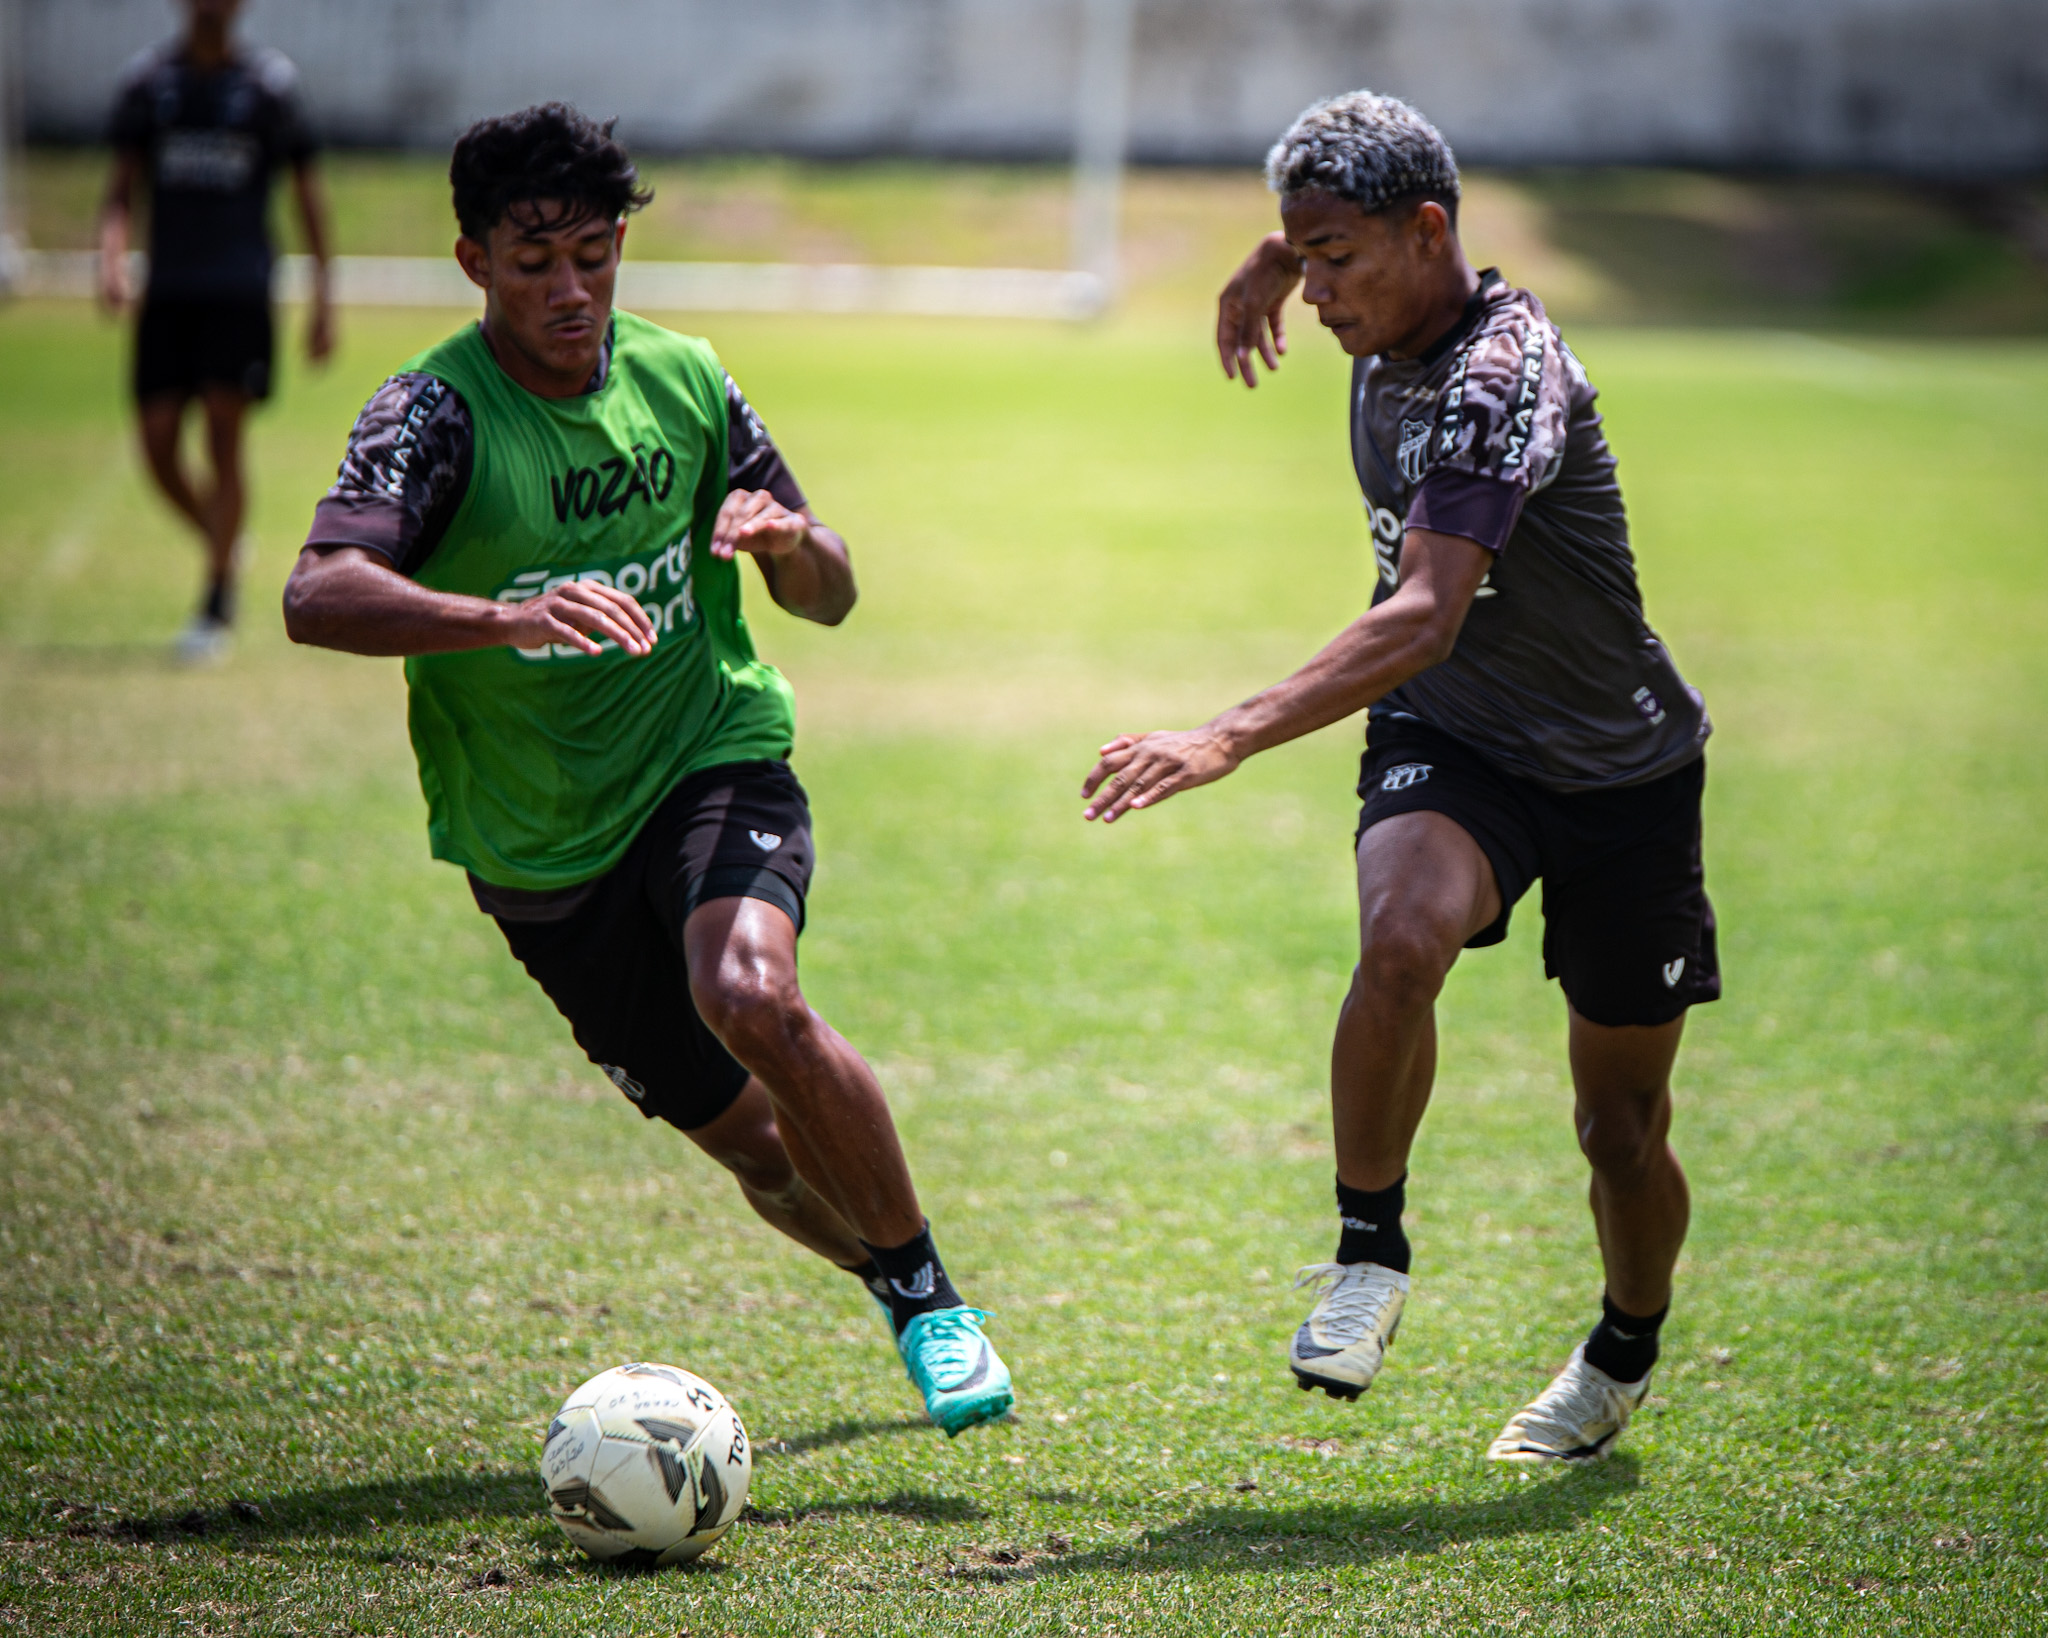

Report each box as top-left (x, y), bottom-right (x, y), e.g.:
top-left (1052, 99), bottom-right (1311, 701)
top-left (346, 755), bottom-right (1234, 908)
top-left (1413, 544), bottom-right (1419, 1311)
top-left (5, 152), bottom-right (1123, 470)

top-left (1081, 528), bottom-right (1491, 822)
top-left (290, 158), bottom-right (335, 362)
top-left (283, 544), bottom-right (656, 658)
top-left (712, 489), bottom-right (858, 626)
top-left (1216, 231), bottom-right (1301, 387)
top-left (97, 148), bottom-right (142, 311)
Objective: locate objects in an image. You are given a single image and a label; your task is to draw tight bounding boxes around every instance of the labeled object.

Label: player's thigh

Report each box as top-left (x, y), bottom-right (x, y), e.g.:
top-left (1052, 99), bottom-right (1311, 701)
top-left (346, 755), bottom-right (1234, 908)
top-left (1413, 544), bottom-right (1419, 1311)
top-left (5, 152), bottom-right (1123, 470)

top-left (136, 393), bottom-right (189, 469)
top-left (198, 385), bottom-right (252, 466)
top-left (495, 892), bottom-right (748, 1134)
top-left (646, 760), bottom-right (816, 1032)
top-left (1358, 810), bottom-right (1503, 947)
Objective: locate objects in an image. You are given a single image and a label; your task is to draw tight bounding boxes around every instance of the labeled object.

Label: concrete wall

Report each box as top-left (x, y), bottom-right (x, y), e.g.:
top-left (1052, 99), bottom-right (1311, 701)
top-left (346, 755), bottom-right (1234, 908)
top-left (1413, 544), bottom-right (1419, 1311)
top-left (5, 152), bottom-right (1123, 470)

top-left (20, 0), bottom-right (2048, 174)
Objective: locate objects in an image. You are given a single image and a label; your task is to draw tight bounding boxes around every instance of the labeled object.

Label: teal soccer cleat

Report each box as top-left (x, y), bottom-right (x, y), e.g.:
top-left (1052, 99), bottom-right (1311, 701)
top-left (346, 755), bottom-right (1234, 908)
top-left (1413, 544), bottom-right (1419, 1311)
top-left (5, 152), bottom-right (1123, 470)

top-left (898, 1306), bottom-right (1014, 1436)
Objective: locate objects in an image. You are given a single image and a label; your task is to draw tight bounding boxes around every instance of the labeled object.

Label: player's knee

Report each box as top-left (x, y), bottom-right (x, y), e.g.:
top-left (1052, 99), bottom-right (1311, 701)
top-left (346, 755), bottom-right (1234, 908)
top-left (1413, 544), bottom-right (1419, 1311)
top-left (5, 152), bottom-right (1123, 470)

top-left (1355, 910), bottom-right (1456, 1014)
top-left (1575, 1091), bottom-right (1666, 1181)
top-left (698, 967), bottom-right (810, 1065)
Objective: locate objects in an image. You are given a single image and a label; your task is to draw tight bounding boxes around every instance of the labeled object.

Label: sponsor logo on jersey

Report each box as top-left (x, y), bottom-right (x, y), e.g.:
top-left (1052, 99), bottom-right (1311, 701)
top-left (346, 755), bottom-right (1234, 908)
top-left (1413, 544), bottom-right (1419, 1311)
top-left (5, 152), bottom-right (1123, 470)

top-left (1380, 763), bottom-right (1433, 792)
top-left (1363, 496), bottom-right (1404, 588)
top-left (494, 531), bottom-right (696, 661)
top-left (748, 830), bottom-right (782, 852)
top-left (1632, 686), bottom-right (1667, 726)
top-left (1397, 417), bottom-right (1433, 484)
top-left (157, 128), bottom-right (260, 191)
top-left (549, 442), bottom-right (678, 523)
top-left (1662, 958), bottom-right (1686, 989)
top-left (889, 1263), bottom-right (937, 1300)
top-left (1501, 324), bottom-right (1548, 474)
top-left (380, 378), bottom-right (449, 498)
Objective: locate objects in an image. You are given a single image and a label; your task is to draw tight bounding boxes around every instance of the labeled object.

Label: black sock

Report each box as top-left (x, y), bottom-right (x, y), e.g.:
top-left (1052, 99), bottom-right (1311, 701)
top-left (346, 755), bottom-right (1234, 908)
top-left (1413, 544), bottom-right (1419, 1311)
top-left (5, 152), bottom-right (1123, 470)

top-left (203, 577), bottom-right (233, 625)
top-left (1334, 1174), bottom-right (1410, 1273)
top-left (840, 1256), bottom-right (893, 1308)
top-left (1582, 1293), bottom-right (1666, 1383)
top-left (858, 1221), bottom-right (962, 1335)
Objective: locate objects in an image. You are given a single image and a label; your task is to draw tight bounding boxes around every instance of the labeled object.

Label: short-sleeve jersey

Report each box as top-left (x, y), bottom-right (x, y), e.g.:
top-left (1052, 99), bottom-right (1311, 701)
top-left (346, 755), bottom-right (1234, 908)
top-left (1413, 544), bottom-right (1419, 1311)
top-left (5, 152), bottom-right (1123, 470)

top-left (108, 42), bottom-right (315, 301)
top-left (1355, 270), bottom-right (1708, 791)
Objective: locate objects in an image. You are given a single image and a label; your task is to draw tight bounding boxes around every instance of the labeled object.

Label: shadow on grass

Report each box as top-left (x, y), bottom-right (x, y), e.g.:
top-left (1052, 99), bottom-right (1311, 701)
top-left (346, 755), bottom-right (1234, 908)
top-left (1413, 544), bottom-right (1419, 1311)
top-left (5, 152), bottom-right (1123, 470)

top-left (756, 1413), bottom-right (928, 1460)
top-left (743, 1490), bottom-right (988, 1528)
top-left (58, 1454), bottom-right (984, 1549)
top-left (60, 1468), bottom-right (539, 1544)
top-left (958, 1457), bottom-right (1642, 1584)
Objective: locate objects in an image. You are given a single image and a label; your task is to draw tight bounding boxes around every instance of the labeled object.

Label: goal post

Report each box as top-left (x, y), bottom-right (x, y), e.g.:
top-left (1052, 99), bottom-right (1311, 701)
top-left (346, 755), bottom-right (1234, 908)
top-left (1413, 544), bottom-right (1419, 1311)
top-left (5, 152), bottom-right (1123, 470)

top-left (0, 0), bottom-right (22, 294)
top-left (1069, 0), bottom-right (1135, 309)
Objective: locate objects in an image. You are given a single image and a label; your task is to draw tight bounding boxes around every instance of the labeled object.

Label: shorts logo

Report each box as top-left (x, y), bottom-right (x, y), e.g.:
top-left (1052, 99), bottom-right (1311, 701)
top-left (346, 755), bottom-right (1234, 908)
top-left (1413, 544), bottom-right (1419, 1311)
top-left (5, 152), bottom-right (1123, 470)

top-left (1662, 958), bottom-right (1686, 988)
top-left (889, 1262), bottom-right (936, 1300)
top-left (748, 830), bottom-right (782, 852)
top-left (601, 1064), bottom-right (648, 1103)
top-left (1381, 763), bottom-right (1433, 792)
top-left (1633, 686), bottom-right (1667, 726)
top-left (1397, 417), bottom-right (1433, 484)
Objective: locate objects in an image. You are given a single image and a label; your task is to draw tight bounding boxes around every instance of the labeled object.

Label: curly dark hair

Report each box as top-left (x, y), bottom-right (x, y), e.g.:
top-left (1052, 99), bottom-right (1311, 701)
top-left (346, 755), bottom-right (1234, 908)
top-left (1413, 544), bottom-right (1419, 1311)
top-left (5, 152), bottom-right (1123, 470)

top-left (449, 103), bottom-right (654, 240)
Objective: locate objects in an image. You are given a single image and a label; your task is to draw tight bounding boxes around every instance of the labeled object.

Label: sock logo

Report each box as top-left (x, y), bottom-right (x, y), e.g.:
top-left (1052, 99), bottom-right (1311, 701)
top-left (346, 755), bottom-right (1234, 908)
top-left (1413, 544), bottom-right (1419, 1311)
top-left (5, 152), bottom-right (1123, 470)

top-left (1339, 1215), bottom-right (1377, 1232)
top-left (1662, 957), bottom-right (1686, 988)
top-left (889, 1262), bottom-right (936, 1301)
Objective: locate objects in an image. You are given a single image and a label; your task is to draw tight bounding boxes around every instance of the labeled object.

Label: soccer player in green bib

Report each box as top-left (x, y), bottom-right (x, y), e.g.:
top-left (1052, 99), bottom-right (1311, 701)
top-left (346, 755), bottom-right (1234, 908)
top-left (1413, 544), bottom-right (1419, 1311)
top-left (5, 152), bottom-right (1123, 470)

top-left (283, 105), bottom-right (1012, 1436)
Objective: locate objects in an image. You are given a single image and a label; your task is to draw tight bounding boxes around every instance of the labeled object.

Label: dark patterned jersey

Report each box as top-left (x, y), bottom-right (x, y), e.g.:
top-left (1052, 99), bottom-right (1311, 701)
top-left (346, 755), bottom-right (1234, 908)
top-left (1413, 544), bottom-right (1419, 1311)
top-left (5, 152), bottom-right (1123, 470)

top-left (305, 327), bottom-right (808, 575)
top-left (108, 41), bottom-right (316, 301)
top-left (1355, 270), bottom-right (1708, 791)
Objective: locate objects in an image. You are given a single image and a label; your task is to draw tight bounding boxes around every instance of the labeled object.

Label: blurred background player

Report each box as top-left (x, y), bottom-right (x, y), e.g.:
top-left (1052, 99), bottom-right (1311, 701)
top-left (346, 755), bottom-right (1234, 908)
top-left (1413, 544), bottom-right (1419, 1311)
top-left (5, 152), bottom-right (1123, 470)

top-left (1082, 91), bottom-right (1716, 1466)
top-left (282, 105), bottom-right (1014, 1438)
top-left (99, 0), bottom-right (333, 664)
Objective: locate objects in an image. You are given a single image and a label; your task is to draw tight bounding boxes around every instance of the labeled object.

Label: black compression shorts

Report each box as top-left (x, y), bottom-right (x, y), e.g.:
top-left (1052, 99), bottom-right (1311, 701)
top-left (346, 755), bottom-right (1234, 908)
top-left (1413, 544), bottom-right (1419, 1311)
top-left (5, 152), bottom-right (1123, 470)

top-left (485, 760), bottom-right (815, 1132)
top-left (1356, 719), bottom-right (1720, 1027)
top-left (134, 296), bottom-right (274, 403)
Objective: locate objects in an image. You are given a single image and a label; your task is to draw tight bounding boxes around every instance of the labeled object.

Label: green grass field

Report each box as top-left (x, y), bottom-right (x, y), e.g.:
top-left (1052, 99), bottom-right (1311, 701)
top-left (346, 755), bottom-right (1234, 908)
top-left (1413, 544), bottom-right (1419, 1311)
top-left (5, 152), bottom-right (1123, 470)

top-left (1, 277), bottom-right (2045, 1635)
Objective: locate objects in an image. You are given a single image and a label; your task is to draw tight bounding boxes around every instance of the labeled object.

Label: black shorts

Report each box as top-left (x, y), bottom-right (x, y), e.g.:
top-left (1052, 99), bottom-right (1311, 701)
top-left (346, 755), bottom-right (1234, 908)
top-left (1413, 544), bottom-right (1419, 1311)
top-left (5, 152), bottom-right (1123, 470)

top-left (486, 760), bottom-right (815, 1133)
top-left (1356, 719), bottom-right (1719, 1027)
top-left (134, 296), bottom-right (274, 403)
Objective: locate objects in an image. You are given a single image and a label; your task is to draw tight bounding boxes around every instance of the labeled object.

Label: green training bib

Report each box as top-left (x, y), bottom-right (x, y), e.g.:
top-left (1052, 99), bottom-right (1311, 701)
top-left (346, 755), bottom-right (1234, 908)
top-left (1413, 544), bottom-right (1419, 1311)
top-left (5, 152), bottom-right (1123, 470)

top-left (399, 311), bottom-right (796, 889)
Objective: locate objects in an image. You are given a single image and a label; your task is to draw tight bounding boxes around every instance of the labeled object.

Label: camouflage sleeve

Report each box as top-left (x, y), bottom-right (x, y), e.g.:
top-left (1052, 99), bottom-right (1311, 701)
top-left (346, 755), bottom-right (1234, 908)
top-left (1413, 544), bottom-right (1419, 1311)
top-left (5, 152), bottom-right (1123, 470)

top-left (724, 373), bottom-right (808, 512)
top-left (303, 373), bottom-right (474, 576)
top-left (1424, 299), bottom-right (1570, 494)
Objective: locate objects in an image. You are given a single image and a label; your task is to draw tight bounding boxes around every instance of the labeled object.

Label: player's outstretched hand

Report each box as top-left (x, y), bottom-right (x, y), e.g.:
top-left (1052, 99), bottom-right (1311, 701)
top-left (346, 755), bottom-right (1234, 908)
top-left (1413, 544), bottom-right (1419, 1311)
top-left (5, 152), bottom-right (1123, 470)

top-left (506, 580), bottom-right (657, 658)
top-left (1217, 232), bottom-right (1303, 389)
top-left (713, 489), bottom-right (808, 561)
top-left (1081, 728), bottom-right (1240, 823)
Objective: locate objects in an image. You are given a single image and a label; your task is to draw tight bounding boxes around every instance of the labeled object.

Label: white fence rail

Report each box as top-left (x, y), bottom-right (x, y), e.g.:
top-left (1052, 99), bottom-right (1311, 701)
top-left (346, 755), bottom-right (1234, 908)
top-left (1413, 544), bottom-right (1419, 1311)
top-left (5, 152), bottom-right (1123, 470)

top-left (17, 252), bottom-right (1109, 321)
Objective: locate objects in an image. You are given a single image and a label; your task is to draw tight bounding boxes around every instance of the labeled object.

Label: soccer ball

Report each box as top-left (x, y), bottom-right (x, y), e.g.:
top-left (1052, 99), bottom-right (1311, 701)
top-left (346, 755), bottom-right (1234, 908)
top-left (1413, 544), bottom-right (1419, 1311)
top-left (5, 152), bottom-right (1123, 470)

top-left (539, 1363), bottom-right (752, 1566)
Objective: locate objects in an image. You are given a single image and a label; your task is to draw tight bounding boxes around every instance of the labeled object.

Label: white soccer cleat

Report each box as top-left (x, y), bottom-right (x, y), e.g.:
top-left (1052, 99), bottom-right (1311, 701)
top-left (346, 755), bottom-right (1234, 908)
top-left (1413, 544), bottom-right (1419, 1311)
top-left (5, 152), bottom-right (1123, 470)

top-left (1486, 1343), bottom-right (1650, 1465)
top-left (172, 615), bottom-right (232, 667)
top-left (1288, 1261), bottom-right (1408, 1400)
